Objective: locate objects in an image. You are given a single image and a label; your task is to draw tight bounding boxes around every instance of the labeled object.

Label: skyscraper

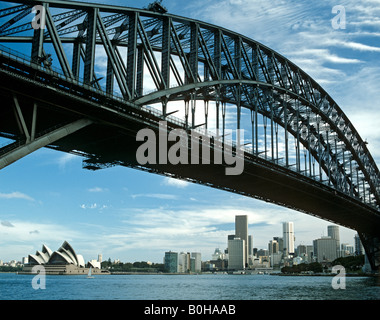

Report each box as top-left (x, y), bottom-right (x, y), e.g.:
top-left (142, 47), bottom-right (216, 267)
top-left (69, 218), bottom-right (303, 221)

top-left (164, 251), bottom-right (178, 273)
top-left (178, 252), bottom-right (191, 273)
top-left (228, 238), bottom-right (245, 270)
top-left (191, 252), bottom-right (201, 273)
top-left (354, 234), bottom-right (364, 255)
top-left (248, 235), bottom-right (253, 257)
top-left (268, 239), bottom-right (279, 254)
top-left (327, 225), bottom-right (340, 257)
top-left (235, 215), bottom-right (248, 266)
top-left (313, 237), bottom-right (338, 262)
top-left (283, 222), bottom-right (295, 256)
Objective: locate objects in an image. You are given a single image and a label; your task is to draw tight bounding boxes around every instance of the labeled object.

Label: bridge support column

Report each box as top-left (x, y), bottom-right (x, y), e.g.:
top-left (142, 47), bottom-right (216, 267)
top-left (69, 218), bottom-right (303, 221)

top-left (359, 233), bottom-right (380, 272)
top-left (0, 119), bottom-right (93, 170)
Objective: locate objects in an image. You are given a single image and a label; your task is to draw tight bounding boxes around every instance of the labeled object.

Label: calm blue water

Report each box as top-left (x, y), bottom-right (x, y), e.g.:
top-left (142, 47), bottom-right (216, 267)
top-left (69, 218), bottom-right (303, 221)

top-left (0, 273), bottom-right (379, 300)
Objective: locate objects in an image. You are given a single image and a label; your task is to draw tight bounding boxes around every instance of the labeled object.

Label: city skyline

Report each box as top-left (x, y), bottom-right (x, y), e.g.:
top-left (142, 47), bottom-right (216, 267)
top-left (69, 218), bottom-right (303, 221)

top-left (1, 0), bottom-right (379, 264)
top-left (0, 217), bottom-right (358, 264)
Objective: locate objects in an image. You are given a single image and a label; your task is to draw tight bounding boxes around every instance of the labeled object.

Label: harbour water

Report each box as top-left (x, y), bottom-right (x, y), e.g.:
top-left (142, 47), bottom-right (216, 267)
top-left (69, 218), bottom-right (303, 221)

top-left (1, 273), bottom-right (379, 300)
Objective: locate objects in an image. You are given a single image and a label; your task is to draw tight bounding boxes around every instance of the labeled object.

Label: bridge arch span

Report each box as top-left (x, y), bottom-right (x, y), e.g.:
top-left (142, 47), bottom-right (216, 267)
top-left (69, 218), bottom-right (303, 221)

top-left (0, 0), bottom-right (379, 270)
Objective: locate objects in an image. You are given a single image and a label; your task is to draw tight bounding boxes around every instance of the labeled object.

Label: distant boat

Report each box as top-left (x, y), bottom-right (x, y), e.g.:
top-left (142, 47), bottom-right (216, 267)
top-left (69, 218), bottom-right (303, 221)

top-left (87, 267), bottom-right (94, 279)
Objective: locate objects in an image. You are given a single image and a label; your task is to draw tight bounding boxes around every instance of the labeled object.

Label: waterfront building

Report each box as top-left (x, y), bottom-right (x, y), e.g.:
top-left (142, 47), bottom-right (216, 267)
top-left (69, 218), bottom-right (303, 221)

top-left (209, 258), bottom-right (227, 271)
top-left (235, 215), bottom-right (248, 266)
top-left (283, 222), bottom-right (295, 256)
top-left (273, 237), bottom-right (284, 253)
top-left (268, 239), bottom-right (279, 255)
top-left (293, 256), bottom-right (304, 265)
top-left (164, 251), bottom-right (178, 273)
top-left (328, 225), bottom-right (340, 258)
top-left (212, 248), bottom-right (226, 260)
top-left (251, 255), bottom-right (270, 269)
top-left (178, 252), bottom-right (191, 273)
top-left (248, 235), bottom-right (253, 257)
top-left (341, 243), bottom-right (354, 257)
top-left (21, 241), bottom-right (108, 275)
top-left (256, 249), bottom-right (269, 257)
top-left (270, 252), bottom-right (283, 267)
top-left (296, 244), bottom-right (313, 263)
top-left (269, 240), bottom-right (282, 267)
top-left (191, 252), bottom-right (201, 273)
top-left (313, 237), bottom-right (338, 262)
top-left (210, 248), bottom-right (228, 270)
top-left (228, 237), bottom-right (245, 270)
top-left (307, 245), bottom-right (314, 262)
top-left (354, 234), bottom-right (364, 255)
top-left (297, 244), bottom-right (307, 256)
top-left (88, 259), bottom-right (101, 269)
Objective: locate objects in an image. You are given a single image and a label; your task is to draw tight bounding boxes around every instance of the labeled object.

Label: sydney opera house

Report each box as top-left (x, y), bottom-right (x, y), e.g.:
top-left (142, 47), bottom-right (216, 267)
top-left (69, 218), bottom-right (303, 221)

top-left (21, 241), bottom-right (109, 275)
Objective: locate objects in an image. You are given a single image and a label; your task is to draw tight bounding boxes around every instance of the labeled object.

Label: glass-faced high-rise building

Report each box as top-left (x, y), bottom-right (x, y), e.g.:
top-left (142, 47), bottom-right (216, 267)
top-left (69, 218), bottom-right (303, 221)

top-left (235, 215), bottom-right (248, 266)
top-left (164, 251), bottom-right (178, 273)
top-left (283, 222), bottom-right (295, 256)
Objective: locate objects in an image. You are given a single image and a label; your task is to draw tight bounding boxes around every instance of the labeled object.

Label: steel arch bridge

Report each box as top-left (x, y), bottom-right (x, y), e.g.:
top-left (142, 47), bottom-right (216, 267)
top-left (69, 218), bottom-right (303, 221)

top-left (0, 0), bottom-right (379, 270)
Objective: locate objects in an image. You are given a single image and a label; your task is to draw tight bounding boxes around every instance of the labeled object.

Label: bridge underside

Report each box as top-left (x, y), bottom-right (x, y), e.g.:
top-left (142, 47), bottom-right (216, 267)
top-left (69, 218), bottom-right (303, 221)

top-left (1, 66), bottom-right (380, 271)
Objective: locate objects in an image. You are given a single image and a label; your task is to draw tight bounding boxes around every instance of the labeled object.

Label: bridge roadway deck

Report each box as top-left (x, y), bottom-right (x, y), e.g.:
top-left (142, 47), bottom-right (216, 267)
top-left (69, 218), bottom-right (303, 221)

top-left (1, 51), bottom-right (380, 239)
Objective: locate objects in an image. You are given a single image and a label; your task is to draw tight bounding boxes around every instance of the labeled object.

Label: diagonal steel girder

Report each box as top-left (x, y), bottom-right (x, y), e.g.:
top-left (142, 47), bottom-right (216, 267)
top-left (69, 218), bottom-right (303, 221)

top-left (0, 118), bottom-right (93, 170)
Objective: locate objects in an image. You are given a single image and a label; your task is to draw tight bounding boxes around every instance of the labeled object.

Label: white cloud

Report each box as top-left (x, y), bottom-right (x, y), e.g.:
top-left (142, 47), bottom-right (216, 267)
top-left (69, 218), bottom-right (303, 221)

top-left (326, 40), bottom-right (380, 52)
top-left (88, 187), bottom-right (108, 193)
top-left (162, 177), bottom-right (190, 188)
top-left (57, 153), bottom-right (78, 170)
top-left (289, 48), bottom-right (362, 64)
top-left (0, 191), bottom-right (34, 201)
top-left (131, 193), bottom-right (178, 200)
top-left (80, 203), bottom-right (108, 210)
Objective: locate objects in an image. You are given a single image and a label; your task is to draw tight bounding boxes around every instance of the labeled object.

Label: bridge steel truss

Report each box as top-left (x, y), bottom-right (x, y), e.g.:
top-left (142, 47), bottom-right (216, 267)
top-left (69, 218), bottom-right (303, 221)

top-left (0, 0), bottom-right (380, 270)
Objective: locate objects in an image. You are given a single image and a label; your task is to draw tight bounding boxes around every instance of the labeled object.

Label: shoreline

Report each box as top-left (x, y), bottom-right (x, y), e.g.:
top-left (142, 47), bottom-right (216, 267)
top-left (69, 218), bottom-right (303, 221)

top-left (272, 273), bottom-right (379, 277)
top-left (4, 271), bottom-right (377, 277)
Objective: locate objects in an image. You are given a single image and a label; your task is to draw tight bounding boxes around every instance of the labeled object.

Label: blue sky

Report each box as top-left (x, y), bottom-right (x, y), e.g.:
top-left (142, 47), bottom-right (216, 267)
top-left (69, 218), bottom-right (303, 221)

top-left (1, 0), bottom-right (380, 263)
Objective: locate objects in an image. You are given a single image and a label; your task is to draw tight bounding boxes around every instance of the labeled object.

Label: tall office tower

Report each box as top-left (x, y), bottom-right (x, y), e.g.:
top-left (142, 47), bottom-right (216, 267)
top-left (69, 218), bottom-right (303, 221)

top-left (164, 251), bottom-right (178, 273)
top-left (248, 235), bottom-right (253, 257)
top-left (283, 222), bottom-right (295, 256)
top-left (178, 252), bottom-right (191, 273)
top-left (228, 238), bottom-right (245, 270)
top-left (235, 215), bottom-right (248, 266)
top-left (228, 234), bottom-right (236, 241)
top-left (354, 234), bottom-right (364, 255)
top-left (273, 237), bottom-right (284, 253)
top-left (327, 225), bottom-right (340, 258)
top-left (297, 244), bottom-right (307, 256)
top-left (341, 244), bottom-right (354, 257)
top-left (98, 254), bottom-right (102, 263)
top-left (268, 239), bottom-right (279, 255)
top-left (191, 252), bottom-right (201, 273)
top-left (313, 237), bottom-right (338, 262)
top-left (248, 235), bottom-right (254, 266)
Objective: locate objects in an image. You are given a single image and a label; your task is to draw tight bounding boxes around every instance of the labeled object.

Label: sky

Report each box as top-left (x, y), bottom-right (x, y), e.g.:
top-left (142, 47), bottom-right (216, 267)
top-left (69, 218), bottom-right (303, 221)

top-left (0, 0), bottom-right (380, 263)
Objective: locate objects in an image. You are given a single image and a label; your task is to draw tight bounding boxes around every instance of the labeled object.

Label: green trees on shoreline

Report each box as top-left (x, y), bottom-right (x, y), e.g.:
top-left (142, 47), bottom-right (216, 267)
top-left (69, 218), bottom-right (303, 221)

top-left (281, 255), bottom-right (365, 274)
top-left (101, 260), bottom-right (166, 273)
